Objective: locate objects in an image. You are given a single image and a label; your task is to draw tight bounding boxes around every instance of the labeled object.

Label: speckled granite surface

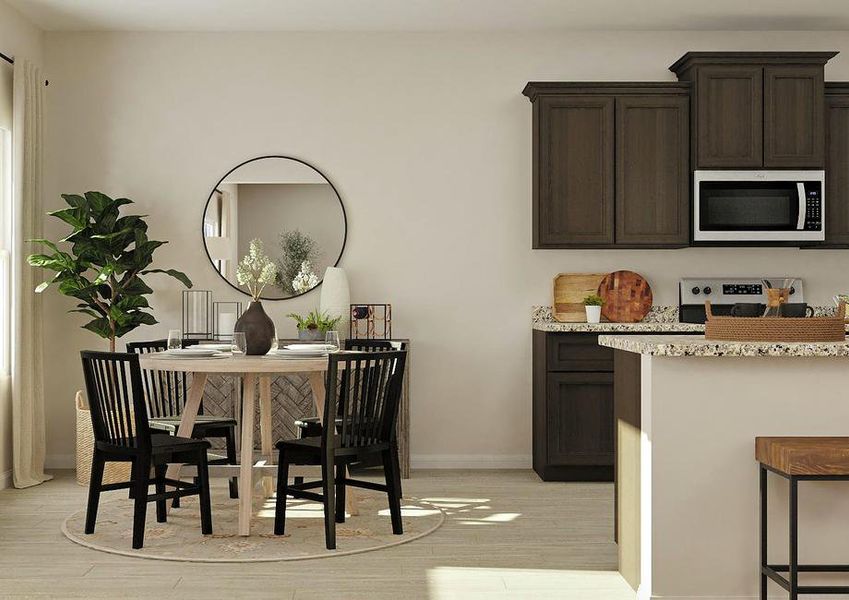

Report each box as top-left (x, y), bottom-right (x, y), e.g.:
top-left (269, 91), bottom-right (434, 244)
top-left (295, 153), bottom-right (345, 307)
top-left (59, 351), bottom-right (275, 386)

top-left (533, 305), bottom-right (703, 332)
top-left (533, 305), bottom-right (840, 333)
top-left (598, 334), bottom-right (849, 357)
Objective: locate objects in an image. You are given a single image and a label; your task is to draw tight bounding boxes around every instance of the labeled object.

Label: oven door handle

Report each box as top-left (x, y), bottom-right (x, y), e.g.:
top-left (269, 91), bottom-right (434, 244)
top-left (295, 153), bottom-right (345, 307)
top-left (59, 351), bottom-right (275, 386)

top-left (796, 183), bottom-right (807, 230)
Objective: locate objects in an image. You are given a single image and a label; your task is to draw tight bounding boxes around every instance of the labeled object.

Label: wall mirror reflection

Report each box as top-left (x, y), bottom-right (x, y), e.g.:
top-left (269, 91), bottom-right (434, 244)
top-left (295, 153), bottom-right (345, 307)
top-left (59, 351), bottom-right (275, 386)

top-left (202, 156), bottom-right (347, 300)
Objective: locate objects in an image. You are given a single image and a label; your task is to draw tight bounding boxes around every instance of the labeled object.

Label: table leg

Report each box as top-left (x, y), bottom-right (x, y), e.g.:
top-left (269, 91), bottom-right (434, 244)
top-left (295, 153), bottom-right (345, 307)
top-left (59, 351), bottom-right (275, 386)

top-left (239, 374), bottom-right (257, 536)
top-left (165, 372), bottom-right (208, 515)
top-left (307, 371), bottom-right (359, 517)
top-left (259, 375), bottom-right (274, 497)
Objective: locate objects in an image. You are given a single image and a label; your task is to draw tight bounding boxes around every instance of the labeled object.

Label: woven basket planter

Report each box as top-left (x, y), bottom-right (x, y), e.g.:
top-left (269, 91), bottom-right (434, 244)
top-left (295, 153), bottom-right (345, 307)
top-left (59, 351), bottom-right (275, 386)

top-left (75, 391), bottom-right (132, 486)
top-left (705, 301), bottom-right (847, 343)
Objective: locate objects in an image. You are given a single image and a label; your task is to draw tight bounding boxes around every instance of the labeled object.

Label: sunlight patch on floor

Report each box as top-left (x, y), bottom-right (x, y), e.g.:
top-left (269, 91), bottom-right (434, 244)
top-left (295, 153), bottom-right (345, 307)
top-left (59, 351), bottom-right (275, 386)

top-left (427, 567), bottom-right (635, 600)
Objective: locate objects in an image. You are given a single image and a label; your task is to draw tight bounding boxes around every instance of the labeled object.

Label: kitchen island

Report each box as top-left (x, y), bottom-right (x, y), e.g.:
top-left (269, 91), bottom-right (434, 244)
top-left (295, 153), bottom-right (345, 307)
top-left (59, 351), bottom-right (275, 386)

top-left (599, 334), bottom-right (849, 599)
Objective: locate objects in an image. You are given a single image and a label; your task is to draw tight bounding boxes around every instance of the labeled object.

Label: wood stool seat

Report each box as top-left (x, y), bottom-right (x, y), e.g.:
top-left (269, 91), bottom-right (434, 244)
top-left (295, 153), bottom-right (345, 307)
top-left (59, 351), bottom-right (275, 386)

top-left (756, 436), bottom-right (849, 598)
top-left (756, 436), bottom-right (849, 476)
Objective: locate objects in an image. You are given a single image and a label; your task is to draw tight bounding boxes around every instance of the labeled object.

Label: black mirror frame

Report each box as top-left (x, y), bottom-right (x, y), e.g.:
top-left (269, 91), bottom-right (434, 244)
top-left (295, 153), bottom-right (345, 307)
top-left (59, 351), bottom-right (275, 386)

top-left (201, 155), bottom-right (348, 301)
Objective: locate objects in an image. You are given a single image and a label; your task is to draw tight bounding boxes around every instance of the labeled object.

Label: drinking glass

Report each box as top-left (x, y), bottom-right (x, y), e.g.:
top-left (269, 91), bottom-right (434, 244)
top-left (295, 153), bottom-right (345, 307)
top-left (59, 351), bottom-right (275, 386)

top-left (232, 332), bottom-right (247, 357)
top-left (167, 329), bottom-right (182, 351)
top-left (325, 331), bottom-right (340, 352)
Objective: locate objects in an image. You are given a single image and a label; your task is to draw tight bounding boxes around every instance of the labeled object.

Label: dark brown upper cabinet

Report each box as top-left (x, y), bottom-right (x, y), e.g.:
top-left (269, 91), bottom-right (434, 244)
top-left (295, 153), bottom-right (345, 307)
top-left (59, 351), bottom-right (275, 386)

top-left (670, 52), bottom-right (836, 169)
top-left (694, 66), bottom-right (763, 168)
top-left (764, 65), bottom-right (825, 168)
top-left (534, 95), bottom-right (615, 246)
top-left (523, 83), bottom-right (690, 249)
top-left (823, 83), bottom-right (849, 247)
top-left (615, 95), bottom-right (690, 246)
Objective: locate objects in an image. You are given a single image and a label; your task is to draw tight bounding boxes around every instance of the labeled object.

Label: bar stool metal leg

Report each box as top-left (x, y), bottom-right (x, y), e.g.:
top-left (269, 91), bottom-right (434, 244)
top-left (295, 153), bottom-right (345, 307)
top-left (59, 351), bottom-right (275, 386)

top-left (760, 465), bottom-right (768, 600)
top-left (789, 476), bottom-right (798, 600)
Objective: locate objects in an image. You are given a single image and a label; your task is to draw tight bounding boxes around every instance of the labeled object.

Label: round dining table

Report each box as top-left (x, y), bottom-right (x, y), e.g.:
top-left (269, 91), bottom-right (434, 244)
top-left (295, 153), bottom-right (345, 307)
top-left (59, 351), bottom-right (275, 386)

top-left (138, 352), bottom-right (357, 536)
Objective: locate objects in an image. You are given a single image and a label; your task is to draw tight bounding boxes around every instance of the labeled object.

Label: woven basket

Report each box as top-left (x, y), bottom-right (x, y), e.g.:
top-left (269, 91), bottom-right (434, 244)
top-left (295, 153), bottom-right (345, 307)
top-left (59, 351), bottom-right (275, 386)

top-left (75, 391), bottom-right (132, 486)
top-left (705, 301), bottom-right (847, 342)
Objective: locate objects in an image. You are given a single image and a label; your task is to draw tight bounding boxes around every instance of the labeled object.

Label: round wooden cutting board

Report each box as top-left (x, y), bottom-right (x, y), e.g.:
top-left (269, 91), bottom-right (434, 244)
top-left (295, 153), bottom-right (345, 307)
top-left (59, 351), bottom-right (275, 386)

top-left (597, 270), bottom-right (653, 323)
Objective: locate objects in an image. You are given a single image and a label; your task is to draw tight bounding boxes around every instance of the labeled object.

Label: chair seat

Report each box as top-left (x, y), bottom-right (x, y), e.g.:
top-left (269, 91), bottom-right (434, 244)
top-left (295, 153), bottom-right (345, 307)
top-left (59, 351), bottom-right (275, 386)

top-left (756, 436), bottom-right (849, 476)
top-left (96, 434), bottom-right (211, 456)
top-left (150, 415), bottom-right (237, 434)
top-left (277, 436), bottom-right (390, 459)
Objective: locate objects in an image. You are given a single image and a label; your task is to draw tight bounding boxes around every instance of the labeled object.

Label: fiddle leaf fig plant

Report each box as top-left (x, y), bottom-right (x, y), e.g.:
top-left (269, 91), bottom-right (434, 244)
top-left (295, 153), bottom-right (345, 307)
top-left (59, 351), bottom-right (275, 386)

top-left (27, 191), bottom-right (193, 352)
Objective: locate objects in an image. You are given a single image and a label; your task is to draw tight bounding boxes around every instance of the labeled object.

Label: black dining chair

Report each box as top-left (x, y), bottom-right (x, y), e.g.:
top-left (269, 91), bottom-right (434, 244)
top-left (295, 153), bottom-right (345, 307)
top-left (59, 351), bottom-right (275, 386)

top-left (274, 350), bottom-right (408, 550)
top-left (293, 340), bottom-right (407, 438)
top-left (80, 351), bottom-right (213, 549)
top-left (127, 340), bottom-right (239, 501)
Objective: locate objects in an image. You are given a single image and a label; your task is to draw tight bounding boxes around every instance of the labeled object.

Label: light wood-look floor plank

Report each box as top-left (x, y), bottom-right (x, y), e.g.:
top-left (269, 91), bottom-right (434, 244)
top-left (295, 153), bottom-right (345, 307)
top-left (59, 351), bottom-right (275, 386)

top-left (0, 470), bottom-right (633, 599)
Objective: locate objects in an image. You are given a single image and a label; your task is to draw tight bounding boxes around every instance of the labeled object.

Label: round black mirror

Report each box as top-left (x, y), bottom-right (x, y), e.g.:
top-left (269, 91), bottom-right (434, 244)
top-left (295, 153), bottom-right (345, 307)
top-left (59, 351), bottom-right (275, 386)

top-left (202, 156), bottom-right (347, 300)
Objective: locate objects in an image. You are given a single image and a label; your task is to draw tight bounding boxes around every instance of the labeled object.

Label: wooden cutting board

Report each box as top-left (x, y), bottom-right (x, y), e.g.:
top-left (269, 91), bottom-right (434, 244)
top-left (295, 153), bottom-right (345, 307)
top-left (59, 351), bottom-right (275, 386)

top-left (552, 273), bottom-right (607, 322)
top-left (598, 270), bottom-right (653, 323)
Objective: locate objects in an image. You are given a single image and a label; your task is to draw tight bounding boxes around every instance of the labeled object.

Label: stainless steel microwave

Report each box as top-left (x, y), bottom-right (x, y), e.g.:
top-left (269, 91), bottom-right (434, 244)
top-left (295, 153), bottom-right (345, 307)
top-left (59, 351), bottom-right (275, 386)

top-left (693, 170), bottom-right (825, 242)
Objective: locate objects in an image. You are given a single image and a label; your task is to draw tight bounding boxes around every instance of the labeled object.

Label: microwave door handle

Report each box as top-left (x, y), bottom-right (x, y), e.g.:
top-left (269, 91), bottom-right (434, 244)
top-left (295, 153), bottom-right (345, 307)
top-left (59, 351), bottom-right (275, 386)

top-left (796, 183), bottom-right (806, 230)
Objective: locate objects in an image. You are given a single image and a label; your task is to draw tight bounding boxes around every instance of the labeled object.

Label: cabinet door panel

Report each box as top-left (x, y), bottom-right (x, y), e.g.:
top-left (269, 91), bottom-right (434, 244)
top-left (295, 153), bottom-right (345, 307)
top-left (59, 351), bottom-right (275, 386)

top-left (696, 66), bottom-right (763, 168)
top-left (825, 95), bottom-right (849, 245)
top-left (546, 372), bottom-right (614, 466)
top-left (764, 66), bottom-right (825, 168)
top-left (536, 96), bottom-right (614, 246)
top-left (615, 95), bottom-right (690, 246)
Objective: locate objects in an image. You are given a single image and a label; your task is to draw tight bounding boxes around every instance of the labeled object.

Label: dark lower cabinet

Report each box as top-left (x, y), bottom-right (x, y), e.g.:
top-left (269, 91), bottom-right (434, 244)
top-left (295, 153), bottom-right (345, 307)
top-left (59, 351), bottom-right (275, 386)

top-left (533, 331), bottom-right (614, 481)
top-left (546, 372), bottom-right (614, 471)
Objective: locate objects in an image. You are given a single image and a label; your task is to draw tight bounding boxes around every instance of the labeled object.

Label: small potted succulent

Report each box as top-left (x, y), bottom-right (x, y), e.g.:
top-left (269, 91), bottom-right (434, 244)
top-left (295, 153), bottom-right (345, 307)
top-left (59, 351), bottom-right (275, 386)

top-left (583, 294), bottom-right (604, 324)
top-left (287, 309), bottom-right (342, 341)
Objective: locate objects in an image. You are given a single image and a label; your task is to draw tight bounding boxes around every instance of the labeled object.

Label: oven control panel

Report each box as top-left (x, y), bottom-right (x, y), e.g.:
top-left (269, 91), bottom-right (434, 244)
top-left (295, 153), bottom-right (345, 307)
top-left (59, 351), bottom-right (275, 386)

top-left (679, 277), bottom-right (804, 306)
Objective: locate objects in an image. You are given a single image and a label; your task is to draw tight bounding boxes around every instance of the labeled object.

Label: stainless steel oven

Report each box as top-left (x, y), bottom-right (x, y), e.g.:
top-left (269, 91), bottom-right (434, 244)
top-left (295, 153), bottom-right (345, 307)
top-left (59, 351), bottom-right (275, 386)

top-left (694, 170), bottom-right (825, 242)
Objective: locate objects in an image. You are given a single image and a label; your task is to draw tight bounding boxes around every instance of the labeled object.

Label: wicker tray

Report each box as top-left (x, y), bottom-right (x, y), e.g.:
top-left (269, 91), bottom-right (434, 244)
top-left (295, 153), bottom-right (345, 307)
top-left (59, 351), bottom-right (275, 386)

top-left (705, 301), bottom-right (847, 342)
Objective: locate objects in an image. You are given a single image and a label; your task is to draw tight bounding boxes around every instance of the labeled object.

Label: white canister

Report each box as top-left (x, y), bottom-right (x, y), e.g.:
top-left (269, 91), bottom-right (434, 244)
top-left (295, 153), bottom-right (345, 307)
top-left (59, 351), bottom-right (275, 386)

top-left (319, 267), bottom-right (350, 336)
top-left (585, 305), bottom-right (602, 323)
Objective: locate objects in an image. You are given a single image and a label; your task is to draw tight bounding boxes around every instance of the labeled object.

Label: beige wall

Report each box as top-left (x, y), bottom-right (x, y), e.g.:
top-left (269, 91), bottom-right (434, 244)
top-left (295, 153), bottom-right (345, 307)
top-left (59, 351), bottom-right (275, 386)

top-left (41, 30), bottom-right (849, 468)
top-left (0, 0), bottom-right (43, 485)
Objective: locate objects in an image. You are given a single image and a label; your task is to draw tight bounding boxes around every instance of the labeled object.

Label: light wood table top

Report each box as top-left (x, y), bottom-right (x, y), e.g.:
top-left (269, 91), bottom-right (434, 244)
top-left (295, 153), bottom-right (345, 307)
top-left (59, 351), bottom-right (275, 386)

top-left (138, 353), bottom-right (331, 373)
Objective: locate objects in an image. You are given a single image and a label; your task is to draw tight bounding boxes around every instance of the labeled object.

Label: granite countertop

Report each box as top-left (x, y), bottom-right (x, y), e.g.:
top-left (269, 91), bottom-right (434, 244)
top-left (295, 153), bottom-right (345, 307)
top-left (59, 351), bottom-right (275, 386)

top-left (533, 305), bottom-right (705, 333)
top-left (598, 334), bottom-right (849, 357)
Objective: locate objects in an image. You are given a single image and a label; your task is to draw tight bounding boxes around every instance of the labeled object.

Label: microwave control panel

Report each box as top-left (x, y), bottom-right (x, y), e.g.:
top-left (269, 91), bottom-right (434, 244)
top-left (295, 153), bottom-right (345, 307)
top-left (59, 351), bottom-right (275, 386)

top-left (805, 184), bottom-right (822, 231)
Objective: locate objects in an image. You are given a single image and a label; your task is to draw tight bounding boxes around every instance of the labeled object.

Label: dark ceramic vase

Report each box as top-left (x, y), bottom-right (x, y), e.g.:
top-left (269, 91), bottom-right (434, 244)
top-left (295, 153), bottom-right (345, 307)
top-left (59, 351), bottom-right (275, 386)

top-left (234, 301), bottom-right (275, 355)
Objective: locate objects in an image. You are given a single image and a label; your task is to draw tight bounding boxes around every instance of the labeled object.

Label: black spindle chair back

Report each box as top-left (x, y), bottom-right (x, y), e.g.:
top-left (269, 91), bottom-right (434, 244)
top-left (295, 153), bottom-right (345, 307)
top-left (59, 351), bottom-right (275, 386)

top-left (126, 340), bottom-right (189, 419)
top-left (80, 351), bottom-right (152, 452)
top-left (344, 339), bottom-right (407, 352)
top-left (324, 350), bottom-right (407, 451)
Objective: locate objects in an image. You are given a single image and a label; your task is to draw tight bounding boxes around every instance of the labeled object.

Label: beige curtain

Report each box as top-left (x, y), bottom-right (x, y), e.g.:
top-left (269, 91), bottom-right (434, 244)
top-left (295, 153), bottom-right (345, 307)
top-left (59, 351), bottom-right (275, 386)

top-left (11, 60), bottom-right (50, 488)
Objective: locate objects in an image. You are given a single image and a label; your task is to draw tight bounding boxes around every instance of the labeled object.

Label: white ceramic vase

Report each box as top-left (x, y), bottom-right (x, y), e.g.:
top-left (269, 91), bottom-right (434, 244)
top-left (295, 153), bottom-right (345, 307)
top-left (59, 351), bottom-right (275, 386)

top-left (319, 267), bottom-right (350, 337)
top-left (585, 305), bottom-right (602, 323)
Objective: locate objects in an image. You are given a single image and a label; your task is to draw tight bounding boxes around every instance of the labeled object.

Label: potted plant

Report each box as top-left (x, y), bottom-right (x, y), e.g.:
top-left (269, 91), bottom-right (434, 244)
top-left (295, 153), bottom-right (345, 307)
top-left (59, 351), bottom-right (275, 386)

top-left (584, 294), bottom-right (604, 324)
top-left (287, 309), bottom-right (342, 341)
top-left (27, 192), bottom-right (192, 351)
top-left (235, 238), bottom-right (278, 354)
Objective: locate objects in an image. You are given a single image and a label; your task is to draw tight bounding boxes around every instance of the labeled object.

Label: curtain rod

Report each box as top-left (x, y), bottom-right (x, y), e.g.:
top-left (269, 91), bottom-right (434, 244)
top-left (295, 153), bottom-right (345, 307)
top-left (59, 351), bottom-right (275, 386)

top-left (0, 51), bottom-right (49, 86)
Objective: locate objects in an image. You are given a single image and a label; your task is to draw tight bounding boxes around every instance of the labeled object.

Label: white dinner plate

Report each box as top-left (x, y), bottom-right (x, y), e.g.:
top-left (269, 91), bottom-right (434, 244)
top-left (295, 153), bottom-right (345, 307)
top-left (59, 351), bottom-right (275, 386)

top-left (164, 348), bottom-right (220, 357)
top-left (283, 344), bottom-right (335, 352)
top-left (196, 343), bottom-right (232, 351)
top-left (270, 349), bottom-right (328, 359)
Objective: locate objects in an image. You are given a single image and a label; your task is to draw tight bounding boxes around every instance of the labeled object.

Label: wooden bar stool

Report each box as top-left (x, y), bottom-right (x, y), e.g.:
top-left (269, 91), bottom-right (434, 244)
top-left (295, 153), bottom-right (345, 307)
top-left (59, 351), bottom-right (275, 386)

top-left (756, 437), bottom-right (849, 599)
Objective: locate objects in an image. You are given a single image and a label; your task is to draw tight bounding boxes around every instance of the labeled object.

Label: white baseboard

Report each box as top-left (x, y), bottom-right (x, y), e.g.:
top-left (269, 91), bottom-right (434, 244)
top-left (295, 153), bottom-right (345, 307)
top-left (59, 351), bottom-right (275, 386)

top-left (411, 454), bottom-right (531, 469)
top-left (0, 469), bottom-right (11, 490)
top-left (45, 454), bottom-right (75, 469)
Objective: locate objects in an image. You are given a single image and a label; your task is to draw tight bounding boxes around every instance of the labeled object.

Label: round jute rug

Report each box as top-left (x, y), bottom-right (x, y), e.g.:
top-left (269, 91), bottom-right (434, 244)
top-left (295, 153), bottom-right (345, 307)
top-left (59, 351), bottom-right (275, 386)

top-left (62, 490), bottom-right (445, 562)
